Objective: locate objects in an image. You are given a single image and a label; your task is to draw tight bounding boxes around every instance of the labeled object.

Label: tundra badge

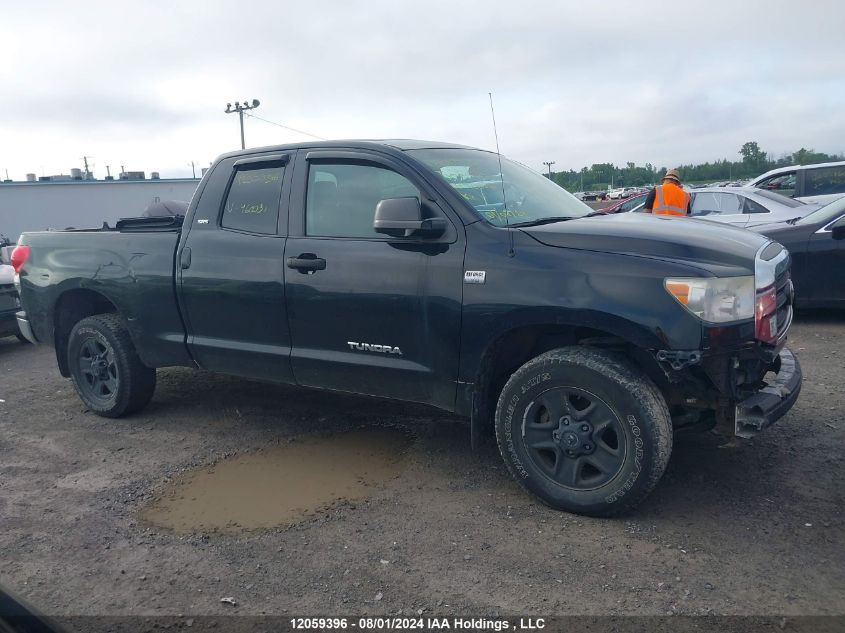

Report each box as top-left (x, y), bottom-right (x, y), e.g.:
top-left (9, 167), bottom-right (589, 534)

top-left (347, 342), bottom-right (403, 355)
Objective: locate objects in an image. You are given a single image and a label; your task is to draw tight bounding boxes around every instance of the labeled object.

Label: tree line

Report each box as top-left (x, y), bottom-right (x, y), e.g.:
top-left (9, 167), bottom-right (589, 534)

top-left (549, 142), bottom-right (845, 192)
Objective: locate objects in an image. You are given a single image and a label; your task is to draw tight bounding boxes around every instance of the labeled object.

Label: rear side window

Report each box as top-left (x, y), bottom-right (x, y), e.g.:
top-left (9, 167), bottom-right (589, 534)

top-left (221, 166), bottom-right (285, 234)
top-left (691, 192), bottom-right (742, 216)
top-left (306, 162), bottom-right (420, 238)
top-left (743, 197), bottom-right (769, 214)
top-left (804, 166), bottom-right (845, 197)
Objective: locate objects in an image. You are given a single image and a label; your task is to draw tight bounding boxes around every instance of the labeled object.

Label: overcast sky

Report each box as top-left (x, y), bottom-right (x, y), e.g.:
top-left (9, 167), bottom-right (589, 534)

top-left (1, 0), bottom-right (843, 180)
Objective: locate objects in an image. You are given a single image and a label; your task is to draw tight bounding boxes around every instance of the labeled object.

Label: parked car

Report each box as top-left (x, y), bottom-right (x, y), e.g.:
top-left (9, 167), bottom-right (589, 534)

top-left (0, 234), bottom-right (25, 342)
top-left (752, 195), bottom-right (845, 308)
top-left (688, 187), bottom-right (820, 227)
top-left (599, 192), bottom-right (648, 214)
top-left (13, 139), bottom-right (801, 517)
top-left (607, 187), bottom-right (638, 200)
top-left (747, 161), bottom-right (845, 205)
top-left (578, 190), bottom-right (607, 202)
top-left (1, 264), bottom-right (24, 341)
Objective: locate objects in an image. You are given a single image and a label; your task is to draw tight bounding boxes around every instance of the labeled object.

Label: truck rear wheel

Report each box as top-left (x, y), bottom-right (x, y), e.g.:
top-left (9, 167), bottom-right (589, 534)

top-left (67, 314), bottom-right (156, 417)
top-left (495, 347), bottom-right (672, 516)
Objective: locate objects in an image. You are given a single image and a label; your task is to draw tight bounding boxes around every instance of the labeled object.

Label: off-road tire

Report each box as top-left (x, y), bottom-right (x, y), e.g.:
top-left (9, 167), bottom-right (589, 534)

top-left (67, 314), bottom-right (156, 417)
top-left (495, 346), bottom-right (672, 516)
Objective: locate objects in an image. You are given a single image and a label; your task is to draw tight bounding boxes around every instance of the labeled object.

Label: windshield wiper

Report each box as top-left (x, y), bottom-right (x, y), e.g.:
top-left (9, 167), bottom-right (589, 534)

top-left (583, 210), bottom-right (609, 217)
top-left (785, 216), bottom-right (801, 225)
top-left (509, 216), bottom-right (576, 227)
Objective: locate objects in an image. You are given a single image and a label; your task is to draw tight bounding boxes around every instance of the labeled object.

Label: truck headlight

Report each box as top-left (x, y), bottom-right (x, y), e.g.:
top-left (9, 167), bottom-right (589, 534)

top-left (664, 276), bottom-right (755, 323)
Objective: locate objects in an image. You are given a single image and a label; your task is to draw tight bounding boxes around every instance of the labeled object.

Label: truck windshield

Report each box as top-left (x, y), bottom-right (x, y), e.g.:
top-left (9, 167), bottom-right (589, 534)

top-left (407, 148), bottom-right (590, 226)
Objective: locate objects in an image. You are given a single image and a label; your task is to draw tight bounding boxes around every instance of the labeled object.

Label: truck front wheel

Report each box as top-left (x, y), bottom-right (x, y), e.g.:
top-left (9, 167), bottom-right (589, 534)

top-left (67, 314), bottom-right (156, 417)
top-left (494, 347), bottom-right (672, 516)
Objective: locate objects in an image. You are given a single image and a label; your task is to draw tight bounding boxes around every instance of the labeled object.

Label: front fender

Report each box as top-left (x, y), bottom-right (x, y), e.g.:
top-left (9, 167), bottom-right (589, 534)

top-left (458, 229), bottom-right (706, 386)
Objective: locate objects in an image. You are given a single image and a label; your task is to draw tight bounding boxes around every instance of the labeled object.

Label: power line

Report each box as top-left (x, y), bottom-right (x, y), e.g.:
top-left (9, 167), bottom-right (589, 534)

top-left (243, 111), bottom-right (326, 141)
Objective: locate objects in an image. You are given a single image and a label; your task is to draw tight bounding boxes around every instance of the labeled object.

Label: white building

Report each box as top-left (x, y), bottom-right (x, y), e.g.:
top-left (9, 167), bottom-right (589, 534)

top-left (0, 178), bottom-right (200, 242)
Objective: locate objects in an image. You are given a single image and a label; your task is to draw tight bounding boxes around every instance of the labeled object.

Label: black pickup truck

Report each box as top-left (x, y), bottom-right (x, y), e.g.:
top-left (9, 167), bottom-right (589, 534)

top-left (13, 140), bottom-right (802, 516)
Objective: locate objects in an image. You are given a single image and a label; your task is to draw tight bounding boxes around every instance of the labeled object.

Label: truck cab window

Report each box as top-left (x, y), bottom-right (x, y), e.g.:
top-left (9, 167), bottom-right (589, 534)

top-left (756, 172), bottom-right (796, 198)
top-left (306, 163), bottom-right (420, 238)
top-left (804, 166), bottom-right (845, 197)
top-left (221, 166), bottom-right (284, 234)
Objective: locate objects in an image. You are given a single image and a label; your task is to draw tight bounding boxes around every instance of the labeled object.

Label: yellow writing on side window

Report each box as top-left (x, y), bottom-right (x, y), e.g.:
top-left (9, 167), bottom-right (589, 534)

top-left (237, 202), bottom-right (266, 215)
top-left (236, 171), bottom-right (281, 185)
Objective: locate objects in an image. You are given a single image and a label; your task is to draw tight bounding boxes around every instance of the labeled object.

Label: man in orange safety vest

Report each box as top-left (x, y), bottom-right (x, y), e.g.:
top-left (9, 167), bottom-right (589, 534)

top-left (643, 169), bottom-right (691, 216)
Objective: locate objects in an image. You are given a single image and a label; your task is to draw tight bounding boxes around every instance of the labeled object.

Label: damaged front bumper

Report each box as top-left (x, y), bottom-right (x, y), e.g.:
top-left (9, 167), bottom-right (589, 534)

top-left (734, 348), bottom-right (802, 438)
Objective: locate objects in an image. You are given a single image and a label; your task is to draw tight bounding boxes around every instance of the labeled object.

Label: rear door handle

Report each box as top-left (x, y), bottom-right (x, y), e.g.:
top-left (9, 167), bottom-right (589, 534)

top-left (180, 247), bottom-right (192, 270)
top-left (286, 253), bottom-right (326, 274)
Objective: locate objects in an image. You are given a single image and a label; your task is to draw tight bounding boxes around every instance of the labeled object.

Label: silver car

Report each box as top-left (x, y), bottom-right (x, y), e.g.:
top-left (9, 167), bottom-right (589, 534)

top-left (688, 187), bottom-right (820, 228)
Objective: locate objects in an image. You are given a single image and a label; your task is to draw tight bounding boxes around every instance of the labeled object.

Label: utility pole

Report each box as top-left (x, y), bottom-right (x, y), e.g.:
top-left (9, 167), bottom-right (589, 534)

top-left (190, 161), bottom-right (196, 179)
top-left (81, 156), bottom-right (93, 179)
top-left (543, 161), bottom-right (555, 180)
top-left (225, 99), bottom-right (261, 149)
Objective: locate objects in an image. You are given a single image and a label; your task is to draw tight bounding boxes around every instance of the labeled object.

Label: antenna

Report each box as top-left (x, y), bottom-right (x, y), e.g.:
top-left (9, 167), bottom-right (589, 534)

top-left (488, 92), bottom-right (514, 257)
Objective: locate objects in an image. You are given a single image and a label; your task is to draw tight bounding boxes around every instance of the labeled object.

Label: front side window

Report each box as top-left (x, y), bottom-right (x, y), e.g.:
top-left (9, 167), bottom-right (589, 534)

top-left (407, 148), bottom-right (589, 226)
top-left (221, 166), bottom-right (284, 234)
top-left (691, 192), bottom-right (742, 216)
top-left (804, 166), bottom-right (845, 197)
top-left (306, 162), bottom-right (420, 238)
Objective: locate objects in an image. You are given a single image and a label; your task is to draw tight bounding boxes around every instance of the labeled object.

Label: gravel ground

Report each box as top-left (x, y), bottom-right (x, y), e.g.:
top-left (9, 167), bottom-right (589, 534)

top-left (0, 313), bottom-right (843, 620)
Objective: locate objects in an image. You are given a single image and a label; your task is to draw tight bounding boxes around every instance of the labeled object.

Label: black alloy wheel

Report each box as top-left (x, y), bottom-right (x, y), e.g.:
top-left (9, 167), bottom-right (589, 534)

top-left (522, 387), bottom-right (625, 490)
top-left (76, 336), bottom-right (120, 406)
top-left (67, 313), bottom-right (156, 417)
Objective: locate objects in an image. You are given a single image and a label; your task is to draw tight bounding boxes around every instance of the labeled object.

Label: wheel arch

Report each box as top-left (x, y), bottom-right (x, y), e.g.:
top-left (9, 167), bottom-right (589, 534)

top-left (52, 287), bottom-right (121, 377)
top-left (467, 315), bottom-right (667, 449)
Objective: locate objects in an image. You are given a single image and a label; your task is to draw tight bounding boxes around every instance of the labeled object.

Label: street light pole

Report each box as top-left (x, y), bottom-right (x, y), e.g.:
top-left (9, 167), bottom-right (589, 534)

top-left (543, 160), bottom-right (555, 180)
top-left (225, 99), bottom-right (261, 149)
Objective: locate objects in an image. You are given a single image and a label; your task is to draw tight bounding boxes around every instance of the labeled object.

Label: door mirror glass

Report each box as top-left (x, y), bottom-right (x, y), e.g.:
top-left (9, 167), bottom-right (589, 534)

top-left (374, 197), bottom-right (446, 238)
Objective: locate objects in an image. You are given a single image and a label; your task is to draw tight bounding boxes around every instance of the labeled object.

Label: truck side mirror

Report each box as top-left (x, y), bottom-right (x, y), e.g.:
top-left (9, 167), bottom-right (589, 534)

top-left (373, 197), bottom-right (446, 238)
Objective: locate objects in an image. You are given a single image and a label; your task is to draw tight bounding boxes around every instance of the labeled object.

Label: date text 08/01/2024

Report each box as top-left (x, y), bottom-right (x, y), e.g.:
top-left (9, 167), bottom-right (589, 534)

top-left (290, 617), bottom-right (546, 630)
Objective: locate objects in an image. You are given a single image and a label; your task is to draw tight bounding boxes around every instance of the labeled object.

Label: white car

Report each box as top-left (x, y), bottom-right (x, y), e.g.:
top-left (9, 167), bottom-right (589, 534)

top-left (607, 187), bottom-right (638, 200)
top-left (747, 161), bottom-right (845, 205)
top-left (688, 187), bottom-right (820, 228)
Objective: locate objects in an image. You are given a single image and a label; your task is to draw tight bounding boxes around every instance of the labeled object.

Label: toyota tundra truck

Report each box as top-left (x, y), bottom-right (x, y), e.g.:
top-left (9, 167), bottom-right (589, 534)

top-left (12, 140), bottom-right (801, 516)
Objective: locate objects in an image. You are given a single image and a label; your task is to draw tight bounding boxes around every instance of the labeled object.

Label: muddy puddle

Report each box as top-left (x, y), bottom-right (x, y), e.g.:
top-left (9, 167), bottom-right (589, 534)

top-left (140, 426), bottom-right (413, 533)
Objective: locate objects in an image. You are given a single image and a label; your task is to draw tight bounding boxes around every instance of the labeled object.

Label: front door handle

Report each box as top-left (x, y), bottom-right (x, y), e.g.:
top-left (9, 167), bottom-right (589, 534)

top-left (180, 247), bottom-right (192, 270)
top-left (287, 253), bottom-right (326, 274)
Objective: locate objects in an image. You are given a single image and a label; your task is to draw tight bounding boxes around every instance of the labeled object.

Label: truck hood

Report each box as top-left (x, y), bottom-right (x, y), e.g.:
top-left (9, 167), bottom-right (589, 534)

top-left (522, 213), bottom-right (769, 276)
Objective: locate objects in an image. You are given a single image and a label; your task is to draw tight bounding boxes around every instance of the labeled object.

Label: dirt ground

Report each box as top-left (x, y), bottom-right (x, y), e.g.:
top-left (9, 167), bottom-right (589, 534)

top-left (1, 313), bottom-right (843, 620)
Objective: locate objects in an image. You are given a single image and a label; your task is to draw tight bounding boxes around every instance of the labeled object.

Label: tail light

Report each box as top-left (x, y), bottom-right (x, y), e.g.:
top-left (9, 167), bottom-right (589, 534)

top-left (10, 245), bottom-right (30, 274)
top-left (755, 284), bottom-right (778, 344)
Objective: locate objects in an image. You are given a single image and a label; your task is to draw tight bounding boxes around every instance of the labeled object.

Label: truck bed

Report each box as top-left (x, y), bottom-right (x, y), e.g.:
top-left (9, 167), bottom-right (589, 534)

top-left (17, 221), bottom-right (192, 369)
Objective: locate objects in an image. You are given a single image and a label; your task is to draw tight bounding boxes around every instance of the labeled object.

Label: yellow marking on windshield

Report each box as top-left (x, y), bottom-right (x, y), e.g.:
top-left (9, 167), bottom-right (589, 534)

top-left (483, 210), bottom-right (529, 221)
